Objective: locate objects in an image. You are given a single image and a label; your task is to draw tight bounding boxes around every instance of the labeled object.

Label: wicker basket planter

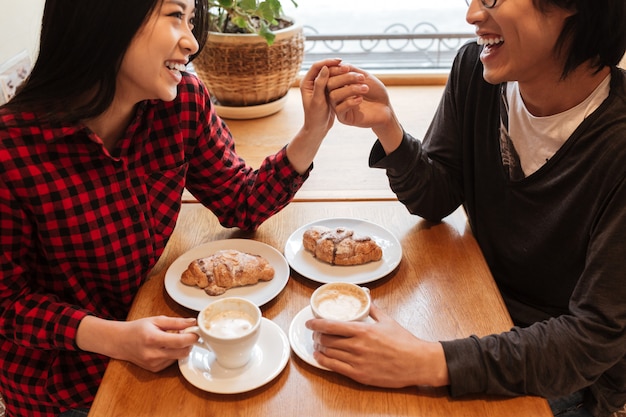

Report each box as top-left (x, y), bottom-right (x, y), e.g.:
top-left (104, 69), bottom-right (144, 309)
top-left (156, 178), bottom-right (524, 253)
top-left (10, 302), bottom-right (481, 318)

top-left (193, 21), bottom-right (304, 109)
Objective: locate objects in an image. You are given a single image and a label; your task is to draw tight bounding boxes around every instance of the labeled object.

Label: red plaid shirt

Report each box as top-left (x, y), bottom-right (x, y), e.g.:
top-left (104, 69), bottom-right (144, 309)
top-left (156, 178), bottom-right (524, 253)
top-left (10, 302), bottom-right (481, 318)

top-left (0, 73), bottom-right (308, 417)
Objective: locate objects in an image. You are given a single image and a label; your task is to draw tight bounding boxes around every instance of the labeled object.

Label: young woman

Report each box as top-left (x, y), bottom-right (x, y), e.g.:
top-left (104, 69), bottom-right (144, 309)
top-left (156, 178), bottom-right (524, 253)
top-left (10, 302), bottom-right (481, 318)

top-left (308, 1), bottom-right (626, 416)
top-left (0, 0), bottom-right (338, 416)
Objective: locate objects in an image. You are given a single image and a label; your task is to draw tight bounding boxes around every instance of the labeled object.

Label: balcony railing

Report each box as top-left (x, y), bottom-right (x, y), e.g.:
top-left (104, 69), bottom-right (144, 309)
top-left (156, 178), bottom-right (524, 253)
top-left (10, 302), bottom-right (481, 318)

top-left (301, 23), bottom-right (475, 73)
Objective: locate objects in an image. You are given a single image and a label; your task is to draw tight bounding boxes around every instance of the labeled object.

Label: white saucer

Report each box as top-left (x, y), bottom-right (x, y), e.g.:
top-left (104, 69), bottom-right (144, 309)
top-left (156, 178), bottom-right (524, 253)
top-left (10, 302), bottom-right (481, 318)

top-left (288, 306), bottom-right (330, 370)
top-left (289, 306), bottom-right (376, 371)
top-left (179, 318), bottom-right (289, 394)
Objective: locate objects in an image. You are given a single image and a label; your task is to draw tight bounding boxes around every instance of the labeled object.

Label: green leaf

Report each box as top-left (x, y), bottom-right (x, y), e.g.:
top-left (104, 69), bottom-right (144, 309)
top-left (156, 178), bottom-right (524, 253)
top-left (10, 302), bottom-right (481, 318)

top-left (239, 0), bottom-right (256, 11)
top-left (231, 15), bottom-right (248, 30)
top-left (258, 1), bottom-right (276, 21)
top-left (265, 0), bottom-right (282, 15)
top-left (258, 25), bottom-right (276, 45)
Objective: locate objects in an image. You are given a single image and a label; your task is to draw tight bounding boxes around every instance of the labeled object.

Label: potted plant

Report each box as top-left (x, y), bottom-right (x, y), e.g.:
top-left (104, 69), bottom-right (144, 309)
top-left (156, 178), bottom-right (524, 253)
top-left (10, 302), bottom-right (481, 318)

top-left (193, 0), bottom-right (304, 117)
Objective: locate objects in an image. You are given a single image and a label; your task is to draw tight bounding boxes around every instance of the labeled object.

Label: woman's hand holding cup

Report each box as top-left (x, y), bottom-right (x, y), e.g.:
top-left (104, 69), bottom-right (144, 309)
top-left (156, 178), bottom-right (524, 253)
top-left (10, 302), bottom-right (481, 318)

top-left (183, 297), bottom-right (262, 369)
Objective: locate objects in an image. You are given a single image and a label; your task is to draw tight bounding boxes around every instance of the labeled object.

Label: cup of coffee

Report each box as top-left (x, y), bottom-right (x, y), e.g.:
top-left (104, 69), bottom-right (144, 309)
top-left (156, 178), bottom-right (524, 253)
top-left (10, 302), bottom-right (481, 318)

top-left (184, 297), bottom-right (261, 368)
top-left (310, 282), bottom-right (371, 322)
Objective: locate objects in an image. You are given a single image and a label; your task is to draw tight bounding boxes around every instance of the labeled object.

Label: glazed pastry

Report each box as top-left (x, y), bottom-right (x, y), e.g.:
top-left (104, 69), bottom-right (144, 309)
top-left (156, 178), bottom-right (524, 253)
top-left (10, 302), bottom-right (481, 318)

top-left (302, 226), bottom-right (383, 265)
top-left (180, 249), bottom-right (274, 296)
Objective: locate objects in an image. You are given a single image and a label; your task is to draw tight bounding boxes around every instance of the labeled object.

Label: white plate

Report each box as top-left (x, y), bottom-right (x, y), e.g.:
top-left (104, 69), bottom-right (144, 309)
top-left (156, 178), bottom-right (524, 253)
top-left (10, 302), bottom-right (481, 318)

top-left (284, 218), bottom-right (402, 284)
top-left (288, 306), bottom-right (330, 371)
top-left (165, 239), bottom-right (290, 311)
top-left (179, 318), bottom-right (289, 394)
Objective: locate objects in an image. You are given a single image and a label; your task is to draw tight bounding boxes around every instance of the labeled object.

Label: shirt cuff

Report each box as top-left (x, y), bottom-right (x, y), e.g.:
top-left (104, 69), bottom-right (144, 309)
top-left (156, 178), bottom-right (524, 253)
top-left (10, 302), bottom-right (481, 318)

top-left (369, 130), bottom-right (422, 174)
top-left (276, 145), bottom-right (311, 187)
top-left (58, 307), bottom-right (91, 351)
top-left (441, 336), bottom-right (488, 397)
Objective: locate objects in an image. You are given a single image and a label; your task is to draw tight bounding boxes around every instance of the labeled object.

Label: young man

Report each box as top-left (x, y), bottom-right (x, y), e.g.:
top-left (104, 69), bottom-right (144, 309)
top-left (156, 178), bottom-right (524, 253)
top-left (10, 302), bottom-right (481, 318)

top-left (308, 1), bottom-right (626, 416)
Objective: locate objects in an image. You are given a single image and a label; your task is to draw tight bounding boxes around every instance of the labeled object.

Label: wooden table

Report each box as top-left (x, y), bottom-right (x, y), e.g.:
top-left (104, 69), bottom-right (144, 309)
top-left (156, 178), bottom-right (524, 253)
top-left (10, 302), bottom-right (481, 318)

top-left (183, 85), bottom-right (445, 202)
top-left (88, 201), bottom-right (551, 417)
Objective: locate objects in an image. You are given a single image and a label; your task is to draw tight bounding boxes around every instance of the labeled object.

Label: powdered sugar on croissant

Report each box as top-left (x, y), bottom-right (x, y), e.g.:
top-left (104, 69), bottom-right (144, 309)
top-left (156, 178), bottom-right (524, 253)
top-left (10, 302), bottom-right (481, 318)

top-left (302, 226), bottom-right (383, 265)
top-left (180, 249), bottom-right (274, 296)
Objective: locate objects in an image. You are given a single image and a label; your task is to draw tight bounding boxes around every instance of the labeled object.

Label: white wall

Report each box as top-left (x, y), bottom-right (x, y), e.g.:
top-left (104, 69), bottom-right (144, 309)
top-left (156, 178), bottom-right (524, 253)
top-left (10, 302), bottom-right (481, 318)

top-left (0, 0), bottom-right (45, 67)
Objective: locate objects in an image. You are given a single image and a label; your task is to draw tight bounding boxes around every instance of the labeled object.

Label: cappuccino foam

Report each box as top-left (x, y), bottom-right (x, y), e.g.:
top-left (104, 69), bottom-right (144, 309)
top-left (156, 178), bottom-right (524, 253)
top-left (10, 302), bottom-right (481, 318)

top-left (316, 291), bottom-right (365, 321)
top-left (205, 311), bottom-right (254, 338)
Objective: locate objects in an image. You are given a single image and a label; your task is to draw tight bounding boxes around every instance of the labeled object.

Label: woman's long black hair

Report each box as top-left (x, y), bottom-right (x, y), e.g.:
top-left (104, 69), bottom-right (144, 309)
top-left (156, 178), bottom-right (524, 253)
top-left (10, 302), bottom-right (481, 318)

top-left (2, 0), bottom-right (209, 123)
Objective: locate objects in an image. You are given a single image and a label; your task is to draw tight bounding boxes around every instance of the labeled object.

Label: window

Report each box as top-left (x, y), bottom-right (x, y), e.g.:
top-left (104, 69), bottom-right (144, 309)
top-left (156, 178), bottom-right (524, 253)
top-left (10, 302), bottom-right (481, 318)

top-left (282, 0), bottom-right (473, 82)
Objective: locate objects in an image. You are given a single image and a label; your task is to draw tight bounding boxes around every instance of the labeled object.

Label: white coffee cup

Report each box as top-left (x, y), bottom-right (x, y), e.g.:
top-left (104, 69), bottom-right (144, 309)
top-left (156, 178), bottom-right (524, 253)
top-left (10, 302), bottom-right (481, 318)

top-left (310, 282), bottom-right (371, 322)
top-left (183, 297), bottom-right (261, 368)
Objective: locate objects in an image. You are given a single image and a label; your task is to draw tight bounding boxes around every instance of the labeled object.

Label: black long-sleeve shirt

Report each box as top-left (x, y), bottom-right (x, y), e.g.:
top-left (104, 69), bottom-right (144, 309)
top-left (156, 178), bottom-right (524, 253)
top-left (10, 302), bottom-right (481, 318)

top-left (370, 43), bottom-right (626, 417)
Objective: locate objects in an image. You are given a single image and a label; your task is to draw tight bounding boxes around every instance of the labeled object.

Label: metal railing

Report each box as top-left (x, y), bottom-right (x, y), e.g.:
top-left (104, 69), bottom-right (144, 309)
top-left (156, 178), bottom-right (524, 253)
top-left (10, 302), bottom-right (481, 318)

top-left (301, 23), bottom-right (475, 72)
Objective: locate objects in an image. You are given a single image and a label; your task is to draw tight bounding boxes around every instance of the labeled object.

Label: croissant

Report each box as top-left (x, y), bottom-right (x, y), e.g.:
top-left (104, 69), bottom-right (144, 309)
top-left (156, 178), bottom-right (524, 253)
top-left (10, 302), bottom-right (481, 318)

top-left (180, 249), bottom-right (274, 296)
top-left (302, 226), bottom-right (383, 265)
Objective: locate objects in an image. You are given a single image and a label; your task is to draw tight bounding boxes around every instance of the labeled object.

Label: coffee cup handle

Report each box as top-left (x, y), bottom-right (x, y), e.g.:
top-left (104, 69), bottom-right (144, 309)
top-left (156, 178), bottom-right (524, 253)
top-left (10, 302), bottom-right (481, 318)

top-left (182, 326), bottom-right (210, 350)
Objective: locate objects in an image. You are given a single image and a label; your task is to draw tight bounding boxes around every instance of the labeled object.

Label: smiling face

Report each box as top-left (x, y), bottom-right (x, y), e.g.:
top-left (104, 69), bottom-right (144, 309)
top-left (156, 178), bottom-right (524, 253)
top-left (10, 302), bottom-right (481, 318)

top-left (466, 0), bottom-right (575, 87)
top-left (116, 0), bottom-right (199, 105)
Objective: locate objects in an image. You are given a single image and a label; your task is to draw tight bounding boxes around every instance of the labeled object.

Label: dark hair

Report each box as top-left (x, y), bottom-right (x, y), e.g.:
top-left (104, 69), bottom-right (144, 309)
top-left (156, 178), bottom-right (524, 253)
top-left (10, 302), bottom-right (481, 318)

top-left (537, 0), bottom-right (626, 78)
top-left (3, 0), bottom-right (209, 123)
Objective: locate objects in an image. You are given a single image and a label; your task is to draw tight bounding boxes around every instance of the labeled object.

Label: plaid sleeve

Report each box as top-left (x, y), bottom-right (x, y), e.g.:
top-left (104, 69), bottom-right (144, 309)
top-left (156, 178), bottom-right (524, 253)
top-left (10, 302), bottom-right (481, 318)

top-left (181, 77), bottom-right (310, 231)
top-left (0, 173), bottom-right (89, 352)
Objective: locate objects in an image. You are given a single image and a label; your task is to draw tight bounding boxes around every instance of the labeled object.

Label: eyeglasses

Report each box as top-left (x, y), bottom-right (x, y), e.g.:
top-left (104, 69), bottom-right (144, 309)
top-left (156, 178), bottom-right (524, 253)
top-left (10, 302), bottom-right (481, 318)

top-left (464, 0), bottom-right (498, 8)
